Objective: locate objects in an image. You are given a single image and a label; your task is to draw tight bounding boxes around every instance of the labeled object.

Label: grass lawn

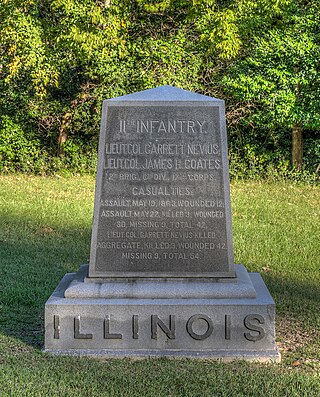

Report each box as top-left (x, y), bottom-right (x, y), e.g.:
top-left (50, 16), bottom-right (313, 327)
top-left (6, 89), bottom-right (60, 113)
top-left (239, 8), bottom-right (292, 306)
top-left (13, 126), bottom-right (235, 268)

top-left (0, 175), bottom-right (319, 397)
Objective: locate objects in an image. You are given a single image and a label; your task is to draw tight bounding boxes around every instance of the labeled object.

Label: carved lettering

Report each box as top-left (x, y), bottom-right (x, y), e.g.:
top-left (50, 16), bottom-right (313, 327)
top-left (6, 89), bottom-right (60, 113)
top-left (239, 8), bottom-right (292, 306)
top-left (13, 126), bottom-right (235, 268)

top-left (151, 315), bottom-right (176, 340)
top-left (74, 316), bottom-right (93, 339)
top-left (186, 314), bottom-right (214, 340)
top-left (54, 313), bottom-right (271, 344)
top-left (244, 314), bottom-right (266, 342)
top-left (225, 315), bottom-right (231, 340)
top-left (91, 104), bottom-right (231, 276)
top-left (53, 315), bottom-right (60, 339)
top-left (118, 119), bottom-right (209, 134)
top-left (132, 315), bottom-right (139, 339)
top-left (104, 315), bottom-right (122, 339)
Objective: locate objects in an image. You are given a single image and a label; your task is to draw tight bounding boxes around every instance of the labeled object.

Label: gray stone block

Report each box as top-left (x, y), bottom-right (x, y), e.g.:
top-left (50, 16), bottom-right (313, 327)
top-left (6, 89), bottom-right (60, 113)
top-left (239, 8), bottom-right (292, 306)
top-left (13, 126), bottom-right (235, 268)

top-left (89, 85), bottom-right (235, 279)
top-left (45, 270), bottom-right (280, 362)
top-left (65, 264), bottom-right (256, 299)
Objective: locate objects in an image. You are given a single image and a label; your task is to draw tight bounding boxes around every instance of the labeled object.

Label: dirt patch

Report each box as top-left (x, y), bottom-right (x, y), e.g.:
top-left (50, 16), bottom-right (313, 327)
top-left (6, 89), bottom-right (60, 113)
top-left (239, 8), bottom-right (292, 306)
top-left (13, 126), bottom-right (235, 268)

top-left (40, 226), bottom-right (55, 235)
top-left (276, 315), bottom-right (320, 352)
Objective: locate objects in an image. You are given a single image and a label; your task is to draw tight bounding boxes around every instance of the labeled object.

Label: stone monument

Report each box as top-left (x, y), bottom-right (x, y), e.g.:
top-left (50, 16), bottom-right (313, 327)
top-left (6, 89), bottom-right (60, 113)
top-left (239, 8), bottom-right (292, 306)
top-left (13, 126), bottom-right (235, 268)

top-left (45, 86), bottom-right (280, 361)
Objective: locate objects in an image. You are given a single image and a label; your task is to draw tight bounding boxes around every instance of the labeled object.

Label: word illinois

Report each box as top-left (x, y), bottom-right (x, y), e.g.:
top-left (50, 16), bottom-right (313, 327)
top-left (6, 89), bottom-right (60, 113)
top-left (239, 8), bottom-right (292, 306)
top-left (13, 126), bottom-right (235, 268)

top-left (53, 313), bottom-right (266, 342)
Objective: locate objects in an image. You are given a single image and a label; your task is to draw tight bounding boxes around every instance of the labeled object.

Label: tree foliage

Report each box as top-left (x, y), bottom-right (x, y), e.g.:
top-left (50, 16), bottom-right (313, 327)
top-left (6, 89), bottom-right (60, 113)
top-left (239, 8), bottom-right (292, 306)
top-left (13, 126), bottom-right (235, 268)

top-left (223, 0), bottom-right (320, 170)
top-left (0, 0), bottom-right (319, 176)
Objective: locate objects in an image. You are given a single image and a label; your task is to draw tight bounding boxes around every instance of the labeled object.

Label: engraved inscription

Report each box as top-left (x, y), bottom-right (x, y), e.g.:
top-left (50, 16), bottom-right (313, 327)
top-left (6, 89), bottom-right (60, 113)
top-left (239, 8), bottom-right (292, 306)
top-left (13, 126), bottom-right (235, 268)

top-left (244, 315), bottom-right (266, 342)
top-left (132, 315), bottom-right (139, 339)
top-left (118, 119), bottom-right (211, 134)
top-left (74, 316), bottom-right (93, 339)
top-left (104, 315), bottom-right (122, 339)
top-left (151, 315), bottom-right (176, 340)
top-left (91, 104), bottom-right (234, 276)
top-left (53, 315), bottom-right (60, 339)
top-left (186, 314), bottom-right (214, 340)
top-left (225, 315), bottom-right (231, 340)
top-left (66, 313), bottom-right (267, 343)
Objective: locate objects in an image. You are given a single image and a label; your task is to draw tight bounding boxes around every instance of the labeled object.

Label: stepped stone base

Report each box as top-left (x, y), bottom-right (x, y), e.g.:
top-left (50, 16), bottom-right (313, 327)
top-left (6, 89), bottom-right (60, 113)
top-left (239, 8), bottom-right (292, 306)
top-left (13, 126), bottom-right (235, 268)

top-left (44, 265), bottom-right (280, 362)
top-left (64, 264), bottom-right (256, 299)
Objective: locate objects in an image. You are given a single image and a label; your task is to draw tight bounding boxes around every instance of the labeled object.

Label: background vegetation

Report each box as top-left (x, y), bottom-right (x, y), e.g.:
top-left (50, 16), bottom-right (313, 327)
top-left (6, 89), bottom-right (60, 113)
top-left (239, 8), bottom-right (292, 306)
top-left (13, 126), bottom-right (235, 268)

top-left (0, 0), bottom-right (319, 178)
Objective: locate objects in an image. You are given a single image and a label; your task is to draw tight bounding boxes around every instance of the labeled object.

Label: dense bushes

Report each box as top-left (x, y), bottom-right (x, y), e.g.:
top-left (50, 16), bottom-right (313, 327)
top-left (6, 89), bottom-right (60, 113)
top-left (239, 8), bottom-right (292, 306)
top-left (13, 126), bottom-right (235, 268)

top-left (0, 0), bottom-right (319, 179)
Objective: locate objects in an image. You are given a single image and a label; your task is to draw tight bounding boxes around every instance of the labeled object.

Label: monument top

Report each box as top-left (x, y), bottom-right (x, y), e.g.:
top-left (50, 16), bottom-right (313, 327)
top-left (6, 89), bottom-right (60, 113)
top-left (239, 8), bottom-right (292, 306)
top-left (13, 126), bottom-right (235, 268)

top-left (108, 85), bottom-right (222, 103)
top-left (89, 85), bottom-right (235, 279)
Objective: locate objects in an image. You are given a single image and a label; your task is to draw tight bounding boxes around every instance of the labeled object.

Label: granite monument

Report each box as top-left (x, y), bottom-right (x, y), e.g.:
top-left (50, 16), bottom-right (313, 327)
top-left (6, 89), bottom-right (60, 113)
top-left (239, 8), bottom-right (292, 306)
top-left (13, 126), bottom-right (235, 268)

top-left (45, 86), bottom-right (280, 361)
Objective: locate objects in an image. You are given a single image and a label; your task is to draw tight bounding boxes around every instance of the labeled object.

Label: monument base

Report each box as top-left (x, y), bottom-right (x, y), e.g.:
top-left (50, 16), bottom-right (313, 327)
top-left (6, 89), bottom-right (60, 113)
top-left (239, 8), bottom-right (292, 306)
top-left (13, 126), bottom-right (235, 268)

top-left (64, 264), bottom-right (257, 299)
top-left (44, 265), bottom-right (280, 362)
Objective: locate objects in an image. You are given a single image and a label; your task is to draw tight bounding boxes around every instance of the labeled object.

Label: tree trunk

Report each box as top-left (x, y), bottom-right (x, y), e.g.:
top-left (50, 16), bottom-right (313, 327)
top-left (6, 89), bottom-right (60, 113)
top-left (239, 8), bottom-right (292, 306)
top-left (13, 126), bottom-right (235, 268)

top-left (57, 111), bottom-right (72, 155)
top-left (57, 130), bottom-right (68, 155)
top-left (291, 123), bottom-right (303, 170)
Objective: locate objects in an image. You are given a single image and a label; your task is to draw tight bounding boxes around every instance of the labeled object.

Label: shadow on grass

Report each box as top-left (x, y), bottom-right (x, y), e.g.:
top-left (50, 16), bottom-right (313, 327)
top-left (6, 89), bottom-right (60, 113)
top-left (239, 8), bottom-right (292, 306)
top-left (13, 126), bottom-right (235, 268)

top-left (0, 216), bottom-right (92, 349)
top-left (263, 273), bottom-right (320, 327)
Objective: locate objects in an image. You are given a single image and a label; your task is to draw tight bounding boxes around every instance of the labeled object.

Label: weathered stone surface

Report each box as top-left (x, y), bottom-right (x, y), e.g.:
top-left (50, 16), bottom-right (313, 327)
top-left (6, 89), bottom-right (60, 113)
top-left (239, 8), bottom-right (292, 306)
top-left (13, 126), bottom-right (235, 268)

top-left (45, 270), bottom-right (280, 362)
top-left (89, 86), bottom-right (235, 279)
top-left (65, 264), bottom-right (256, 299)
top-left (44, 86), bottom-right (280, 361)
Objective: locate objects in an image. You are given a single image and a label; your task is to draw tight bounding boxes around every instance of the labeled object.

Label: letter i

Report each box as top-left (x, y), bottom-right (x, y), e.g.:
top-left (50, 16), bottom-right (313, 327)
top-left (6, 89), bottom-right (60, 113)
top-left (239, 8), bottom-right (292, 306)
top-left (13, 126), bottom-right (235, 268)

top-left (120, 120), bottom-right (126, 133)
top-left (53, 315), bottom-right (60, 339)
top-left (132, 315), bottom-right (139, 339)
top-left (225, 315), bottom-right (231, 340)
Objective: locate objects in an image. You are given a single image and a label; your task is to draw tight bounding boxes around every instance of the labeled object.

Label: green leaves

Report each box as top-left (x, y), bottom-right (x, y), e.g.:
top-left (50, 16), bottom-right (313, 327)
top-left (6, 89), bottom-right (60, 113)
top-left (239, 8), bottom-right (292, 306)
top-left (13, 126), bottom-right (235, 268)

top-left (0, 0), bottom-right (319, 175)
top-left (224, 18), bottom-right (320, 130)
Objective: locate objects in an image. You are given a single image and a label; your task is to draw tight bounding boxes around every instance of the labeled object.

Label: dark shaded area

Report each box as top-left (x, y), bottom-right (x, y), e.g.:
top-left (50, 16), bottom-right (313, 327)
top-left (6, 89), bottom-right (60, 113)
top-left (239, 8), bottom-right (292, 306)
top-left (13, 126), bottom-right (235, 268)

top-left (0, 213), bottom-right (92, 348)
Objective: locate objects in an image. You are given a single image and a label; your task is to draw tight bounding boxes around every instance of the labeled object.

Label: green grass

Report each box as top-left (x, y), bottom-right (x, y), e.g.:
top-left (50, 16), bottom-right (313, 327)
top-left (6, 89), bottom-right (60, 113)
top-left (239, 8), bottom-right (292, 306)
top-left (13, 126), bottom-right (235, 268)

top-left (0, 175), bottom-right (319, 397)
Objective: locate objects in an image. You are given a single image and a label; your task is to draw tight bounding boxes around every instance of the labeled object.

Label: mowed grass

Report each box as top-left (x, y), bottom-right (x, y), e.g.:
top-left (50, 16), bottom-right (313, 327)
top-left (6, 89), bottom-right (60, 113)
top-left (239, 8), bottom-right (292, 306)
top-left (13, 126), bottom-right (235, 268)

top-left (0, 175), bottom-right (319, 397)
